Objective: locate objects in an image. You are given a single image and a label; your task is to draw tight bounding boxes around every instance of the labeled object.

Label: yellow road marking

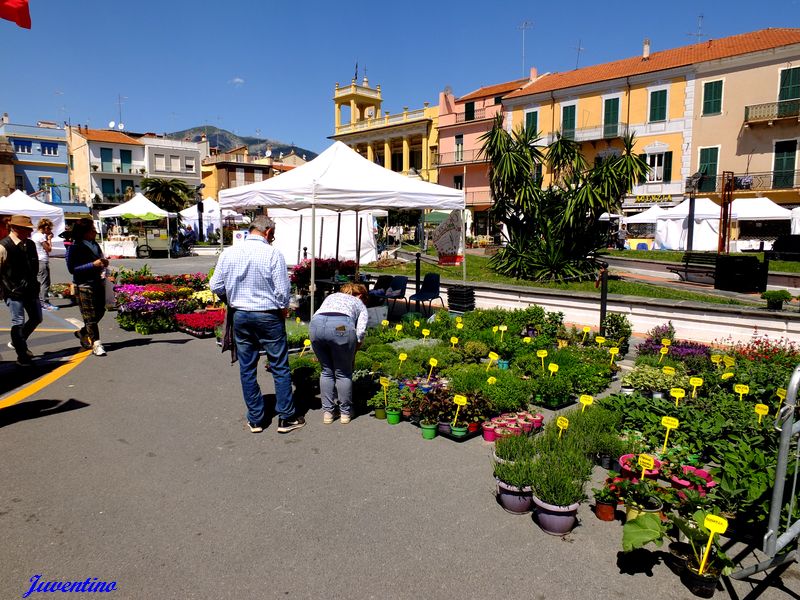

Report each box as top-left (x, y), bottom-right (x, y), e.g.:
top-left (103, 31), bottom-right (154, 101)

top-left (0, 328), bottom-right (77, 333)
top-left (0, 350), bottom-right (92, 409)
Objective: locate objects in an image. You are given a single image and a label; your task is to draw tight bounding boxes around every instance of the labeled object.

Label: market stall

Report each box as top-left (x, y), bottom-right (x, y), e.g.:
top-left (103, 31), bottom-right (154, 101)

top-left (179, 198), bottom-right (247, 241)
top-left (0, 189), bottom-right (67, 256)
top-left (655, 197), bottom-right (723, 251)
top-left (99, 193), bottom-right (177, 258)
top-left (220, 141), bottom-right (464, 314)
top-left (729, 197), bottom-right (790, 251)
top-left (623, 205), bottom-right (667, 249)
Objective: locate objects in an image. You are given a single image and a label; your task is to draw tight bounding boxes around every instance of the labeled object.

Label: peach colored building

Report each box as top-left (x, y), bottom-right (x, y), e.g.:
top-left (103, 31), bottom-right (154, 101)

top-left (436, 73), bottom-right (532, 235)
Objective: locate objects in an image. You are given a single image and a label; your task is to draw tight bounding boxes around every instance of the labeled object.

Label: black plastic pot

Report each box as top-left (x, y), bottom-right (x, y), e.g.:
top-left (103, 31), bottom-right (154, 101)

top-left (681, 565), bottom-right (720, 598)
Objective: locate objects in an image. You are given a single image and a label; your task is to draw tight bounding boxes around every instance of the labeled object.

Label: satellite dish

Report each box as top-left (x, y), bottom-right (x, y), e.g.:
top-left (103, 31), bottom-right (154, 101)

top-left (265, 149), bottom-right (272, 158)
top-left (108, 121), bottom-right (115, 128)
top-left (118, 123), bottom-right (125, 130)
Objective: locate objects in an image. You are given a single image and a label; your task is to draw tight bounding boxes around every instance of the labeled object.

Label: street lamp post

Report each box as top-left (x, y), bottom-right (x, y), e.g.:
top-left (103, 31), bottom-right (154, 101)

top-left (685, 171), bottom-right (704, 252)
top-left (195, 184), bottom-right (205, 242)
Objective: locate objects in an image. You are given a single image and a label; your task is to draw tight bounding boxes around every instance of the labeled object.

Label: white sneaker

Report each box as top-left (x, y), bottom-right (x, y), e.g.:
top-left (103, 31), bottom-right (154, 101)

top-left (340, 414), bottom-right (351, 425)
top-left (323, 412), bottom-right (335, 424)
top-left (92, 342), bottom-right (107, 356)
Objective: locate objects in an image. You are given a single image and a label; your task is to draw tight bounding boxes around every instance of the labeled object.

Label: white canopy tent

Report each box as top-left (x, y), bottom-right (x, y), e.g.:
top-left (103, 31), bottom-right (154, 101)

top-left (655, 197), bottom-right (723, 251)
top-left (599, 212), bottom-right (623, 221)
top-left (792, 208), bottom-right (800, 235)
top-left (0, 189), bottom-right (67, 257)
top-left (99, 193), bottom-right (177, 258)
top-left (180, 198), bottom-right (247, 239)
top-left (269, 208), bottom-right (386, 267)
top-left (624, 205), bottom-right (667, 224)
top-left (220, 141), bottom-right (465, 314)
top-left (731, 197), bottom-right (791, 221)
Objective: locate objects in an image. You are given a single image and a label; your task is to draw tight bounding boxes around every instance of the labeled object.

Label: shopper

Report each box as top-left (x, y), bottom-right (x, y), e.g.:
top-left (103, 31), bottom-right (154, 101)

top-left (616, 224), bottom-right (629, 250)
top-left (66, 218), bottom-right (109, 356)
top-left (31, 217), bottom-right (59, 311)
top-left (0, 215), bottom-right (43, 366)
top-left (309, 282), bottom-right (368, 424)
top-left (209, 215), bottom-right (305, 434)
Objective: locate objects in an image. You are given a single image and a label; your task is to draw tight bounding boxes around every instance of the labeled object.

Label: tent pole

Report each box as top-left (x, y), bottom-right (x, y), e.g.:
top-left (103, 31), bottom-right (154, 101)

top-left (462, 209), bottom-right (467, 284)
top-left (335, 212), bottom-right (342, 273)
top-left (355, 211), bottom-right (362, 278)
top-left (167, 217), bottom-right (171, 260)
top-left (297, 215), bottom-right (303, 265)
top-left (310, 200), bottom-right (316, 318)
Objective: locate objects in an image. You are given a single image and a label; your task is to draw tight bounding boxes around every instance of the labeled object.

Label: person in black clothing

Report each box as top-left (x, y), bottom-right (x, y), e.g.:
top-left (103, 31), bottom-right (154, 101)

top-left (0, 215), bottom-right (43, 366)
top-left (66, 218), bottom-right (109, 356)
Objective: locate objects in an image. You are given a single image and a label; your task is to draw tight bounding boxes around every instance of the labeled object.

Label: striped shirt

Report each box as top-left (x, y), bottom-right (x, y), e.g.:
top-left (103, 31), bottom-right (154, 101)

top-left (315, 292), bottom-right (369, 342)
top-left (209, 234), bottom-right (290, 312)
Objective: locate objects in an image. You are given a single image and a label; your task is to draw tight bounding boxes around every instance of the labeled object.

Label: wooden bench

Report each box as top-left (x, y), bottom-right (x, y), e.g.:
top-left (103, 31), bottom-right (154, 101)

top-left (666, 252), bottom-right (717, 282)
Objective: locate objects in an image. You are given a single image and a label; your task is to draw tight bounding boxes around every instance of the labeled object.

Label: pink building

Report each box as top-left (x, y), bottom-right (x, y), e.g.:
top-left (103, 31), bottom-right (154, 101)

top-left (436, 70), bottom-right (535, 236)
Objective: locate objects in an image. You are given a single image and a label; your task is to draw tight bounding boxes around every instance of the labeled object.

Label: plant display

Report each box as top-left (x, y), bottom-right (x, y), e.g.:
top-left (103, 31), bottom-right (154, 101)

top-left (760, 289), bottom-right (792, 302)
top-left (601, 312), bottom-right (633, 356)
top-left (494, 434), bottom-right (538, 463)
top-left (289, 258), bottom-right (356, 288)
top-left (175, 311), bottom-right (225, 336)
top-left (529, 445), bottom-right (591, 507)
top-left (494, 459), bottom-right (536, 489)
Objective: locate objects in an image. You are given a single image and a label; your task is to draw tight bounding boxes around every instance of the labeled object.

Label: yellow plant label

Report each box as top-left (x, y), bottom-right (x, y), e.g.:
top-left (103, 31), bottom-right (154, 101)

top-left (456, 323), bottom-right (464, 330)
top-left (488, 352), bottom-right (499, 361)
top-left (755, 403), bottom-right (769, 419)
top-left (492, 326), bottom-right (499, 333)
top-left (734, 384), bottom-right (749, 396)
top-left (670, 388), bottom-right (686, 399)
top-left (704, 514), bottom-right (728, 535)
top-left (579, 395), bottom-right (593, 413)
top-left (595, 336), bottom-right (606, 345)
top-left (661, 338), bottom-right (671, 347)
top-left (295, 317), bottom-right (301, 324)
top-left (398, 353), bottom-right (407, 362)
top-left (638, 454), bottom-right (655, 470)
top-left (723, 356), bottom-right (735, 368)
top-left (662, 366), bottom-right (676, 376)
top-left (429, 358), bottom-right (438, 367)
top-left (690, 377), bottom-right (703, 387)
top-left (557, 416), bottom-right (569, 429)
top-left (662, 416), bottom-right (679, 429)
top-left (414, 320), bottom-right (420, 328)
top-left (721, 372), bottom-right (734, 380)
top-left (660, 347), bottom-right (669, 355)
top-left (710, 354), bottom-right (722, 364)
top-left (582, 326), bottom-right (591, 333)
top-left (303, 339), bottom-right (311, 347)
top-left (381, 320), bottom-right (389, 327)
top-left (548, 363), bottom-right (559, 374)
top-left (450, 337), bottom-right (459, 346)
top-left (380, 377), bottom-right (390, 387)
top-left (395, 324), bottom-right (403, 332)
top-left (498, 325), bottom-right (507, 332)
top-left (422, 329), bottom-right (430, 337)
top-left (453, 394), bottom-right (467, 406)
top-left (523, 336), bottom-right (531, 343)
top-left (537, 349), bottom-right (548, 358)
top-left (609, 347), bottom-right (620, 356)
top-left (777, 388), bottom-right (787, 400)
top-left (487, 376), bottom-right (497, 385)
top-left (456, 316), bottom-right (463, 323)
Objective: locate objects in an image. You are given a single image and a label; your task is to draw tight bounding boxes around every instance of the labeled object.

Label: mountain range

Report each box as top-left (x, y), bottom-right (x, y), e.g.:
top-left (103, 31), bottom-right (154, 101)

top-left (167, 125), bottom-right (318, 161)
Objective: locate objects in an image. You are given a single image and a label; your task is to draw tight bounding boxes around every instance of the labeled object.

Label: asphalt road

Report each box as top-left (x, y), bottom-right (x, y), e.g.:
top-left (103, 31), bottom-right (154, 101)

top-left (0, 257), bottom-right (798, 599)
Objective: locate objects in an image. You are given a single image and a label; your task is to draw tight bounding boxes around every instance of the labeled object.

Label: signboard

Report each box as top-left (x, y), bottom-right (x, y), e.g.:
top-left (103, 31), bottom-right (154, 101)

top-left (431, 211), bottom-right (464, 266)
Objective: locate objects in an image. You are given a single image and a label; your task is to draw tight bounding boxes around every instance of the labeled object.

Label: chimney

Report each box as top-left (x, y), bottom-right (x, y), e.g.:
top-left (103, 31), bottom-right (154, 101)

top-left (1, 112), bottom-right (8, 124)
top-left (642, 38), bottom-right (651, 60)
top-left (529, 66), bottom-right (538, 81)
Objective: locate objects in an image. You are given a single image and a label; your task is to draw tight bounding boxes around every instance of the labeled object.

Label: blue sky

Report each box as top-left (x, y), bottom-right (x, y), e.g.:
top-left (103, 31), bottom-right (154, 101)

top-left (1, 0), bottom-right (798, 153)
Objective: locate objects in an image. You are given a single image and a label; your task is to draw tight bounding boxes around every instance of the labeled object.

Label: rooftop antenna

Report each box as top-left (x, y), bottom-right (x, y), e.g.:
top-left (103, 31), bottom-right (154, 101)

top-left (111, 93), bottom-right (127, 130)
top-left (574, 39), bottom-right (585, 70)
top-left (354, 59), bottom-right (358, 81)
top-left (518, 20), bottom-right (533, 77)
top-left (687, 14), bottom-right (705, 42)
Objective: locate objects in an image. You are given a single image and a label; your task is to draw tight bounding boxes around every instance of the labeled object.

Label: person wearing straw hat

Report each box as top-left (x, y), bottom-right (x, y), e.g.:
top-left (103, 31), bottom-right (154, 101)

top-left (0, 215), bottom-right (43, 366)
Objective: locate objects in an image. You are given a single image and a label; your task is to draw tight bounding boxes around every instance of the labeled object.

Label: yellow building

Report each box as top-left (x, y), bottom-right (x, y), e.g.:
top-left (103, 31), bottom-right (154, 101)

top-left (331, 76), bottom-right (438, 183)
top-left (201, 145), bottom-right (276, 201)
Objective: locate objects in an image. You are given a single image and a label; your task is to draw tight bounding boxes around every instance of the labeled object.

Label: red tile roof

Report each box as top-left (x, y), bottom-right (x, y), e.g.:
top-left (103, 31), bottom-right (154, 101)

top-left (75, 128), bottom-right (142, 145)
top-left (458, 78), bottom-right (530, 102)
top-left (506, 28), bottom-right (800, 99)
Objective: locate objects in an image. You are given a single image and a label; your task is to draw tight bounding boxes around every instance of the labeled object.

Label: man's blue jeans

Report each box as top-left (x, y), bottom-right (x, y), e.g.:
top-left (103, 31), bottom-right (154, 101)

top-left (5, 295), bottom-right (42, 359)
top-left (233, 310), bottom-right (295, 425)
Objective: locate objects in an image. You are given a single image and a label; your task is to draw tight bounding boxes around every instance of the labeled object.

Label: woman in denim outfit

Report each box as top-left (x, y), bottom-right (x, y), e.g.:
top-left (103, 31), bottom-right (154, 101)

top-left (309, 283), bottom-right (368, 424)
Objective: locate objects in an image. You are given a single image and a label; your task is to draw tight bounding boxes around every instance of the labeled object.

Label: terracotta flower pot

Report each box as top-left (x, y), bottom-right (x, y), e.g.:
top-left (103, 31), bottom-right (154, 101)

top-left (595, 501), bottom-right (616, 522)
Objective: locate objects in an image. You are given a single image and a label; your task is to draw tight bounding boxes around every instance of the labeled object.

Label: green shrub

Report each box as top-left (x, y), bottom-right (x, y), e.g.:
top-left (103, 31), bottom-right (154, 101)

top-left (494, 459), bottom-right (537, 488)
top-left (484, 373), bottom-right (533, 413)
top-left (462, 340), bottom-right (490, 363)
top-left (494, 434), bottom-right (538, 462)
top-left (602, 312), bottom-right (632, 356)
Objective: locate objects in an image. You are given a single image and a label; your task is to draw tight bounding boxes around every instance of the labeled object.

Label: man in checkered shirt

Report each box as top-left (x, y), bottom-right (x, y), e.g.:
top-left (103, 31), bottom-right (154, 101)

top-left (210, 215), bottom-right (305, 434)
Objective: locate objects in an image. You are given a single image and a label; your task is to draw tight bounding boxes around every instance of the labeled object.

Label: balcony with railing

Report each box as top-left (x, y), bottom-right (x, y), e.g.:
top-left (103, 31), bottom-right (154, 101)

top-left (545, 122), bottom-right (629, 144)
top-left (699, 170), bottom-right (800, 193)
top-left (91, 162), bottom-right (147, 175)
top-left (744, 99), bottom-right (800, 124)
top-left (455, 108), bottom-right (488, 123)
top-left (203, 153), bottom-right (264, 165)
top-left (464, 190), bottom-right (492, 206)
top-left (435, 148), bottom-right (487, 167)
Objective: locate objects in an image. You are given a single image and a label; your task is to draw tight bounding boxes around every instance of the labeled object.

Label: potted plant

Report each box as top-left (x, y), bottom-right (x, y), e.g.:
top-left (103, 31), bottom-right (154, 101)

top-left (419, 417), bottom-right (437, 440)
top-left (616, 478), bottom-right (664, 522)
top-left (449, 420), bottom-right (468, 437)
top-left (493, 433), bottom-right (537, 465)
top-left (761, 289), bottom-right (792, 311)
top-left (592, 483), bottom-right (618, 521)
top-left (529, 446), bottom-right (592, 535)
top-left (91, 164), bottom-right (99, 171)
top-left (672, 510), bottom-right (734, 597)
top-left (368, 384), bottom-right (399, 420)
top-left (493, 459), bottom-right (536, 514)
top-left (385, 392), bottom-right (403, 425)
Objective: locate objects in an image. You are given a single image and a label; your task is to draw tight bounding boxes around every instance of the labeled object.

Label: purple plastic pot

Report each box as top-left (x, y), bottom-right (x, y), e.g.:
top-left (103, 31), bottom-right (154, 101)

top-left (533, 496), bottom-right (580, 535)
top-left (496, 479), bottom-right (533, 513)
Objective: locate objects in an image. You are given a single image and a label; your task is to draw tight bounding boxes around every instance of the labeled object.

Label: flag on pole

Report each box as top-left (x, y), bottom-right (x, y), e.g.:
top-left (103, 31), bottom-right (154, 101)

top-left (0, 0), bottom-right (31, 29)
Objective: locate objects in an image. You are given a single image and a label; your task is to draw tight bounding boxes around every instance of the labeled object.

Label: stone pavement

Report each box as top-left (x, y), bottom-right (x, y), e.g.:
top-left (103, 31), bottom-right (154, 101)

top-left (0, 256), bottom-right (798, 599)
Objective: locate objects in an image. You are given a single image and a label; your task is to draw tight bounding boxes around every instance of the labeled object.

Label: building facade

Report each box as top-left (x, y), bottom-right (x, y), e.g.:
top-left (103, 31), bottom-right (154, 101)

top-left (0, 115), bottom-right (73, 204)
top-left (201, 145), bottom-right (276, 201)
top-left (437, 74), bottom-right (531, 234)
top-left (502, 28), bottom-right (800, 219)
top-left (331, 76), bottom-right (439, 183)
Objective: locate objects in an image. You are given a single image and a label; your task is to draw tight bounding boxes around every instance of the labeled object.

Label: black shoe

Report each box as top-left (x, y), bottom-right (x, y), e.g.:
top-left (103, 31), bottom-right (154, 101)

top-left (277, 416), bottom-right (306, 434)
top-left (15, 356), bottom-right (34, 367)
top-left (74, 330), bottom-right (92, 350)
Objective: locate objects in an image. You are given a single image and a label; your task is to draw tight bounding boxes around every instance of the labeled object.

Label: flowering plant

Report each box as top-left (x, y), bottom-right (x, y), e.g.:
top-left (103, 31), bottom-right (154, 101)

top-left (289, 258), bottom-right (356, 287)
top-left (175, 311), bottom-right (225, 332)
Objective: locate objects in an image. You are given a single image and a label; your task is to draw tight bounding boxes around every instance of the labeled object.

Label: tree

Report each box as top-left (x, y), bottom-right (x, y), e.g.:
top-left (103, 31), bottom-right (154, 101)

top-left (139, 178), bottom-right (192, 214)
top-left (479, 116), bottom-right (648, 281)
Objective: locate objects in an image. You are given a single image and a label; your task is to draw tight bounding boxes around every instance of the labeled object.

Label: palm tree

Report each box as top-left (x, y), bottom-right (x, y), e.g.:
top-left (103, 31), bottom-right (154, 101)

top-left (479, 119), bottom-right (649, 281)
top-left (140, 178), bottom-right (192, 213)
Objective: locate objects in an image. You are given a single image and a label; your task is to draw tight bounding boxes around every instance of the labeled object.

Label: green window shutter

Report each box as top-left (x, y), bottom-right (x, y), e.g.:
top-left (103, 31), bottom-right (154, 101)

top-left (464, 102), bottom-right (475, 121)
top-left (703, 81), bottom-right (722, 115)
top-left (638, 154), bottom-right (648, 185)
top-left (662, 151), bottom-right (672, 183)
top-left (698, 148), bottom-right (718, 191)
top-left (562, 105), bottom-right (575, 137)
top-left (525, 111), bottom-right (538, 133)
top-left (779, 67), bottom-right (800, 101)
top-left (773, 140), bottom-right (797, 189)
top-left (100, 147), bottom-right (113, 172)
top-left (604, 98), bottom-right (619, 137)
top-left (649, 90), bottom-right (667, 122)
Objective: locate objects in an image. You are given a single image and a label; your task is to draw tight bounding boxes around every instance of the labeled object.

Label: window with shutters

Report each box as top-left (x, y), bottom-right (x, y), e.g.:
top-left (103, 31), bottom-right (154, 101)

top-left (13, 140), bottom-right (32, 154)
top-left (698, 147), bottom-right (719, 192)
top-left (185, 157), bottom-right (196, 173)
top-left (464, 102), bottom-right (475, 122)
top-left (649, 89), bottom-right (667, 122)
top-left (254, 170), bottom-right (263, 183)
top-left (646, 152), bottom-right (672, 183)
top-left (773, 140), bottom-right (797, 189)
top-left (235, 168), bottom-right (245, 186)
top-left (170, 155), bottom-right (181, 172)
top-left (702, 80), bottom-right (723, 116)
top-left (155, 154), bottom-right (166, 171)
top-left (455, 135), bottom-right (463, 162)
top-left (453, 175), bottom-right (463, 190)
top-left (524, 109), bottom-right (538, 133)
top-left (561, 104), bottom-right (576, 139)
top-left (603, 97), bottom-right (620, 137)
top-left (779, 67), bottom-right (800, 101)
top-left (41, 142), bottom-right (58, 156)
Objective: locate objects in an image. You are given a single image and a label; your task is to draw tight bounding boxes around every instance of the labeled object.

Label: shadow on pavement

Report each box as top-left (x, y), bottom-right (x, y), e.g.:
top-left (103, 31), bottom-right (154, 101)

top-left (103, 337), bottom-right (191, 352)
top-left (0, 398), bottom-right (89, 429)
top-left (0, 358), bottom-right (71, 396)
top-left (616, 549), bottom-right (662, 577)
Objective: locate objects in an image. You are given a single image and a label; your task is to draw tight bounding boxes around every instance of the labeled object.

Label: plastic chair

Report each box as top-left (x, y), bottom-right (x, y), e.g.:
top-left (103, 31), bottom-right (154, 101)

top-left (408, 273), bottom-right (445, 316)
top-left (368, 275), bottom-right (393, 297)
top-left (384, 275), bottom-right (408, 314)
top-left (636, 242), bottom-right (649, 251)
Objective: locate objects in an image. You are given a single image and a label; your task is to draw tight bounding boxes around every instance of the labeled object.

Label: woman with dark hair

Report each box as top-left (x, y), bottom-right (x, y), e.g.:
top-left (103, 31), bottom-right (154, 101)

top-left (66, 218), bottom-right (109, 356)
